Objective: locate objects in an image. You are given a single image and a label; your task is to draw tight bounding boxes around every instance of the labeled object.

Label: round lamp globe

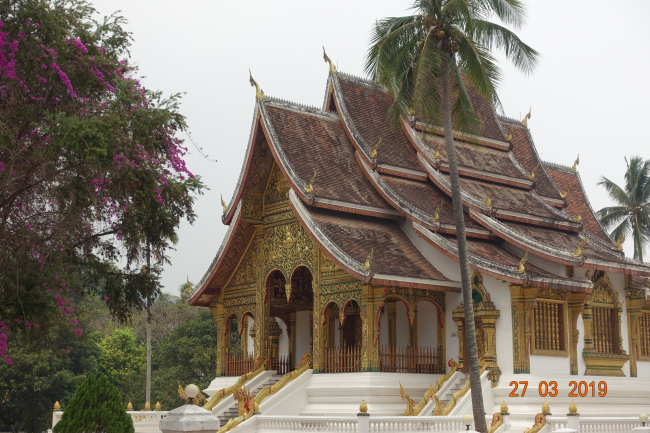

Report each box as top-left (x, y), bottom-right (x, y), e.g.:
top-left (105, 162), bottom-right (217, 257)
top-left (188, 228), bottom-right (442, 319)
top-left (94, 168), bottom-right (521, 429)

top-left (185, 384), bottom-right (199, 399)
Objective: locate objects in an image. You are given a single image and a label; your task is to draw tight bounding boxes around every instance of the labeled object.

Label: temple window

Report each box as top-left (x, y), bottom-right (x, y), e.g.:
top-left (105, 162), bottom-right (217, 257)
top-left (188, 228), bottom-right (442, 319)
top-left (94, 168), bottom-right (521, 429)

top-left (531, 298), bottom-right (568, 355)
top-left (638, 311), bottom-right (650, 359)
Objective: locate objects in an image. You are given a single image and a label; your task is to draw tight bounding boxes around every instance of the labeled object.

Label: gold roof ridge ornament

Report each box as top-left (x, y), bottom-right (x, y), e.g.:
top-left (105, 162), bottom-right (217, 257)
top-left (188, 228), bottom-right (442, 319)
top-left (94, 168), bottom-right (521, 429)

top-left (572, 154), bottom-right (580, 173)
top-left (521, 107), bottom-right (531, 127)
top-left (323, 47), bottom-right (337, 74)
top-left (361, 246), bottom-right (374, 271)
top-left (370, 137), bottom-right (382, 159)
top-left (612, 232), bottom-right (625, 252)
top-left (505, 131), bottom-right (512, 141)
top-left (186, 276), bottom-right (193, 293)
top-left (575, 202), bottom-right (586, 224)
top-left (432, 142), bottom-right (444, 159)
top-left (221, 195), bottom-right (227, 215)
top-left (559, 185), bottom-right (570, 199)
top-left (528, 162), bottom-right (539, 181)
top-left (516, 251), bottom-right (528, 274)
top-left (483, 186), bottom-right (495, 207)
top-left (570, 235), bottom-right (588, 257)
top-left (249, 70), bottom-right (265, 101)
top-left (431, 200), bottom-right (444, 223)
top-left (304, 171), bottom-right (316, 194)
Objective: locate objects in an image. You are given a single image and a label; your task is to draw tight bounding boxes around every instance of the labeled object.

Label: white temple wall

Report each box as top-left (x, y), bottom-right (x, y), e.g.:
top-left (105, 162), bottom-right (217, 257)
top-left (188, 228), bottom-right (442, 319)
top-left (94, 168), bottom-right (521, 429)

top-left (530, 354), bottom-right (570, 375)
top-left (276, 317), bottom-right (289, 359)
top-left (396, 301), bottom-right (410, 346)
top-left (247, 318), bottom-right (255, 355)
top-left (577, 310), bottom-right (586, 376)
top-left (334, 318), bottom-right (341, 348)
top-left (401, 220), bottom-right (462, 281)
top-left (295, 311), bottom-right (310, 366)
top-left (446, 291), bottom-right (462, 363)
top-left (417, 300), bottom-right (438, 348)
top-left (637, 360), bottom-right (650, 377)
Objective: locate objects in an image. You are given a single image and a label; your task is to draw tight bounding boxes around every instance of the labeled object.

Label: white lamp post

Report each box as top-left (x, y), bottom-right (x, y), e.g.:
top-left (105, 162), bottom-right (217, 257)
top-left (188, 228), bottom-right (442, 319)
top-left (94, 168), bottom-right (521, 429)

top-left (159, 384), bottom-right (220, 433)
top-left (461, 414), bottom-right (476, 433)
top-left (632, 414), bottom-right (650, 433)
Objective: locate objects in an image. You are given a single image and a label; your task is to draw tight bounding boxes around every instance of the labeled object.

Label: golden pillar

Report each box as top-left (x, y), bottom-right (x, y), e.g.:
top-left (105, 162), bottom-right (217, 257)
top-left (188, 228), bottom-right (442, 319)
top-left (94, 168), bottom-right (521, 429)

top-left (361, 284), bottom-right (382, 372)
top-left (289, 312), bottom-right (297, 368)
top-left (268, 319), bottom-right (282, 368)
top-left (211, 303), bottom-right (227, 377)
top-left (386, 300), bottom-right (397, 349)
top-left (509, 285), bottom-right (537, 374)
top-left (241, 315), bottom-right (248, 355)
top-left (567, 293), bottom-right (587, 375)
top-left (409, 306), bottom-right (418, 350)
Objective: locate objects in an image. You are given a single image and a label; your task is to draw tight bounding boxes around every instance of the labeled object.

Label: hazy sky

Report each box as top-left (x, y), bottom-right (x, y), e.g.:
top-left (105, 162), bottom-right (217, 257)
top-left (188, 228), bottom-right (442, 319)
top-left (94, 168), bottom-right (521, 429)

top-left (90, 0), bottom-right (650, 296)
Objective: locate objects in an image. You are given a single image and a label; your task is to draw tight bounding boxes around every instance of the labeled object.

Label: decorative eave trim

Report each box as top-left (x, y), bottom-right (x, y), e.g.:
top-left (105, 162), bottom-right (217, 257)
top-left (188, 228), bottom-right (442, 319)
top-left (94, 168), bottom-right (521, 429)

top-left (190, 201), bottom-right (244, 305)
top-left (376, 164), bottom-right (428, 181)
top-left (290, 190), bottom-right (461, 292)
top-left (438, 162), bottom-right (533, 190)
top-left (413, 222), bottom-right (592, 292)
top-left (414, 121), bottom-right (512, 151)
top-left (312, 197), bottom-right (403, 220)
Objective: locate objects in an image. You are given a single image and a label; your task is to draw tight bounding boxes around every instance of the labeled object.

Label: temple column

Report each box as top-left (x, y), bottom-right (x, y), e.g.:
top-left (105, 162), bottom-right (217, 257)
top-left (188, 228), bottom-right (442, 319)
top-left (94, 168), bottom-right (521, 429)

top-left (409, 306), bottom-right (418, 350)
top-left (211, 304), bottom-right (227, 377)
top-left (567, 293), bottom-right (587, 375)
top-left (289, 312), bottom-right (297, 368)
top-left (510, 285), bottom-right (537, 374)
top-left (361, 284), bottom-right (382, 372)
top-left (241, 315), bottom-right (248, 355)
top-left (482, 315), bottom-right (500, 387)
top-left (386, 300), bottom-right (397, 349)
top-left (268, 319), bottom-right (282, 370)
top-left (254, 227), bottom-right (268, 360)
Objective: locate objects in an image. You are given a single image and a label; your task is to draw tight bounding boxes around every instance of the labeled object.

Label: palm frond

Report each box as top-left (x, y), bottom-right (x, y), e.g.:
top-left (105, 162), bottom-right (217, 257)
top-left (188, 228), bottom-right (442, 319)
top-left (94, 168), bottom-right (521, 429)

top-left (609, 219), bottom-right (629, 247)
top-left (456, 30), bottom-right (501, 105)
top-left (476, 0), bottom-right (528, 29)
top-left (450, 58), bottom-right (482, 135)
top-left (471, 19), bottom-right (538, 75)
top-left (596, 206), bottom-right (629, 230)
top-left (597, 176), bottom-right (632, 208)
top-left (365, 16), bottom-right (421, 82)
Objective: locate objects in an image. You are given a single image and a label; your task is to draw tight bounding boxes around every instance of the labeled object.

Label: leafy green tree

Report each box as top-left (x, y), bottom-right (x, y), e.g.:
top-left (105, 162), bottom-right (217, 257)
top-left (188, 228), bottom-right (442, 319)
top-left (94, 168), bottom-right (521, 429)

top-left (98, 328), bottom-right (145, 387)
top-left (597, 156), bottom-right (650, 261)
top-left (366, 1), bottom-right (538, 430)
top-left (53, 373), bottom-right (134, 433)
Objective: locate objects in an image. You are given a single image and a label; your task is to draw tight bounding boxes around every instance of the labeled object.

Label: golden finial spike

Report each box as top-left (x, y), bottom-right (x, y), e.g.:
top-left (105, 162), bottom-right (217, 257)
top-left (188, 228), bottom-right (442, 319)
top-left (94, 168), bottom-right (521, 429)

top-left (612, 232), bottom-right (625, 252)
top-left (570, 235), bottom-right (588, 257)
top-left (127, 401), bottom-right (133, 410)
top-left (361, 246), bottom-right (374, 271)
top-left (432, 142), bottom-right (444, 159)
top-left (54, 401), bottom-right (61, 410)
top-left (516, 251), bottom-right (528, 274)
top-left (521, 107), bottom-right (531, 127)
top-left (304, 171), bottom-right (316, 194)
top-left (186, 276), bottom-right (193, 293)
top-left (155, 401), bottom-right (161, 410)
top-left (221, 194), bottom-right (227, 215)
top-left (145, 401), bottom-right (150, 411)
top-left (542, 401), bottom-right (550, 414)
top-left (559, 186), bottom-right (569, 199)
top-left (431, 200), bottom-right (444, 223)
top-left (569, 401), bottom-right (577, 414)
top-left (483, 186), bottom-right (495, 207)
top-left (249, 70), bottom-right (265, 101)
top-left (528, 162), bottom-right (539, 181)
top-left (571, 154), bottom-right (580, 173)
top-left (323, 47), bottom-right (336, 74)
top-left (501, 401), bottom-right (509, 414)
top-left (359, 400), bottom-right (368, 414)
top-left (370, 137), bottom-right (381, 159)
top-left (575, 203), bottom-right (586, 224)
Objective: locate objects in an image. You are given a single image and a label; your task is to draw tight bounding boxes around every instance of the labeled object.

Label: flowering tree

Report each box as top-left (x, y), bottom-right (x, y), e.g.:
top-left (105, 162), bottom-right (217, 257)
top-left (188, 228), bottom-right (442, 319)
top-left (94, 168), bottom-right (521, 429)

top-left (0, 0), bottom-right (204, 364)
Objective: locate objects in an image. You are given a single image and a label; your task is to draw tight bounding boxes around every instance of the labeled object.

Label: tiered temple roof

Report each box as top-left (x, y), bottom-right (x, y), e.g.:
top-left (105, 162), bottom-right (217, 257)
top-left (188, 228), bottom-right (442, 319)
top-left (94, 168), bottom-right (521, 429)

top-left (190, 66), bottom-right (650, 307)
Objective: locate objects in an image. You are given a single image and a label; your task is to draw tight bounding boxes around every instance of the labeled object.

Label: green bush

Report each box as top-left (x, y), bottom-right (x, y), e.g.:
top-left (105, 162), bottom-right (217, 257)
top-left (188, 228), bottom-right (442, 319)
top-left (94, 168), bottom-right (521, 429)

top-left (53, 374), bottom-right (134, 433)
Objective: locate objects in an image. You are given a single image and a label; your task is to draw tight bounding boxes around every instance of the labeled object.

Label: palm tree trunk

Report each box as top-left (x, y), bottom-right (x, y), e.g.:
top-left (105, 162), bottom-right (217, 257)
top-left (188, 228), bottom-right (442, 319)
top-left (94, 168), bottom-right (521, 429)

top-left (441, 55), bottom-right (487, 433)
top-left (146, 245), bottom-right (152, 407)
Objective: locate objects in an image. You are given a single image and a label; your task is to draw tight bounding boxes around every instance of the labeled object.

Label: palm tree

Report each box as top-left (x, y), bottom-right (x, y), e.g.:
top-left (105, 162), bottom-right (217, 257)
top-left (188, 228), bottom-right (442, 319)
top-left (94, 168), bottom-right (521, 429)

top-left (366, 2), bottom-right (538, 430)
top-left (597, 156), bottom-right (650, 261)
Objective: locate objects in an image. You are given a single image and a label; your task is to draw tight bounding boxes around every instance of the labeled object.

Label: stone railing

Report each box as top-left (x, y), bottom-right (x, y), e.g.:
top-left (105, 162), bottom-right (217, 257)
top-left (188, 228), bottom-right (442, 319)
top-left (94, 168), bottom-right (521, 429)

top-left (253, 415), bottom-right (466, 433)
top-left (546, 416), bottom-right (641, 433)
top-left (51, 410), bottom-right (168, 432)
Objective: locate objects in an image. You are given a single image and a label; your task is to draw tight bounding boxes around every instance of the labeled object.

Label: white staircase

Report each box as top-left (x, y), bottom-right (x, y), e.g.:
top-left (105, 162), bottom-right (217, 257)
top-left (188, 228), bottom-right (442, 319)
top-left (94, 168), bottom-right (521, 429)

top-left (217, 373), bottom-right (283, 425)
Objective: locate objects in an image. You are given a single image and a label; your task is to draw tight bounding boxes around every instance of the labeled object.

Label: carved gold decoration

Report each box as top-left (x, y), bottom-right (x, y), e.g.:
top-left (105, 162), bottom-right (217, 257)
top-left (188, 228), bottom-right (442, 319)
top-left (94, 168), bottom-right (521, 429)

top-left (531, 290), bottom-right (569, 357)
top-left (569, 401), bottom-right (577, 414)
top-left (233, 385), bottom-right (254, 416)
top-left (54, 401), bottom-right (60, 410)
top-left (249, 70), bottom-right (265, 101)
top-left (505, 131), bottom-right (512, 141)
top-left (613, 232), bottom-right (625, 252)
top-left (501, 401), bottom-right (508, 413)
top-left (483, 186), bottom-right (495, 207)
top-left (359, 400), bottom-right (368, 414)
top-left (431, 200), bottom-right (443, 224)
top-left (575, 203), bottom-right (586, 224)
top-left (155, 401), bottom-right (161, 410)
top-left (432, 142), bottom-right (444, 159)
top-left (542, 401), bottom-right (551, 414)
top-left (434, 359), bottom-right (486, 416)
top-left (524, 413), bottom-right (546, 433)
top-left (572, 154), bottom-right (580, 173)
top-left (370, 137), bottom-right (381, 159)
top-left (127, 402), bottom-right (133, 410)
top-left (242, 193), bottom-right (263, 221)
top-left (221, 195), bottom-right (227, 215)
top-left (560, 186), bottom-right (569, 199)
top-left (203, 356), bottom-right (268, 410)
top-left (405, 360), bottom-right (458, 416)
top-left (361, 247), bottom-right (373, 271)
top-left (510, 285), bottom-right (538, 374)
top-left (528, 162), bottom-right (539, 181)
top-left (521, 107), bottom-right (531, 127)
top-left (323, 47), bottom-right (337, 74)
top-left (265, 164), bottom-right (290, 205)
top-left (145, 401), bottom-right (150, 410)
top-left (516, 251), bottom-right (528, 274)
top-left (570, 235), bottom-right (588, 257)
top-left (304, 171), bottom-right (316, 194)
top-left (488, 413), bottom-right (503, 433)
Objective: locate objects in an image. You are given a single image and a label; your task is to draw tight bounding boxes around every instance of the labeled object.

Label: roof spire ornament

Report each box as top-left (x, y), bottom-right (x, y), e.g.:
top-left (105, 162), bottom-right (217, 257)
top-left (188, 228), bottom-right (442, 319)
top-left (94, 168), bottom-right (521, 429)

top-left (186, 276), bottom-right (193, 293)
top-left (527, 162), bottom-right (539, 181)
top-left (431, 200), bottom-right (444, 223)
top-left (516, 251), bottom-right (528, 274)
top-left (304, 171), bottom-right (316, 194)
top-left (432, 142), bottom-right (444, 159)
top-left (483, 186), bottom-right (495, 207)
top-left (221, 194), bottom-right (227, 215)
top-left (361, 246), bottom-right (374, 271)
top-left (323, 47), bottom-right (337, 74)
top-left (505, 131), bottom-right (512, 141)
top-left (570, 235), bottom-right (588, 257)
top-left (572, 154), bottom-right (580, 173)
top-left (249, 70), bottom-right (265, 101)
top-left (370, 137), bottom-right (382, 159)
top-left (575, 203), bottom-right (586, 224)
top-left (559, 186), bottom-right (570, 199)
top-left (612, 232), bottom-right (625, 252)
top-left (521, 107), bottom-right (531, 127)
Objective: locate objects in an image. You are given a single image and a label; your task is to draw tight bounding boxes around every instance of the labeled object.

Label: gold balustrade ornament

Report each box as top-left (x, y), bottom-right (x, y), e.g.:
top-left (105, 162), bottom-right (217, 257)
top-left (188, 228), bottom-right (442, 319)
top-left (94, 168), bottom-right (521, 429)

top-left (217, 353), bottom-right (313, 433)
top-left (203, 356), bottom-right (268, 411)
top-left (487, 412), bottom-right (503, 433)
top-left (404, 359), bottom-right (458, 416)
top-left (433, 359), bottom-right (486, 416)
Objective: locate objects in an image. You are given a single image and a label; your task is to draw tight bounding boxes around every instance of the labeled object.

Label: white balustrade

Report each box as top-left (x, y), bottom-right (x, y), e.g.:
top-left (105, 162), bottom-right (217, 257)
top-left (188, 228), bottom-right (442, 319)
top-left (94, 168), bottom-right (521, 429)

top-left (547, 416), bottom-right (641, 433)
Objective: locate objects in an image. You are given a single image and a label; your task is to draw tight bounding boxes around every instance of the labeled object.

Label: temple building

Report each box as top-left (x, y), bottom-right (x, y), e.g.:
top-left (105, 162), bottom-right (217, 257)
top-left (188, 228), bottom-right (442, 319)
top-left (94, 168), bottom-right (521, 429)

top-left (188, 56), bottom-right (650, 391)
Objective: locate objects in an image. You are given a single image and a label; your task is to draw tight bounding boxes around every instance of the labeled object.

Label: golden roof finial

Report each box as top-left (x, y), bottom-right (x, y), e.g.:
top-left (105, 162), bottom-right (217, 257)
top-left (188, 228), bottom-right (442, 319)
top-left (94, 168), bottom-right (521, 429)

top-left (304, 171), bottom-right (316, 194)
top-left (431, 200), bottom-right (444, 223)
top-left (54, 401), bottom-right (61, 410)
top-left (570, 235), bottom-right (588, 257)
top-left (571, 154), bottom-right (580, 173)
top-left (359, 400), bottom-right (368, 414)
top-left (186, 276), bottom-right (193, 293)
top-left (127, 401), bottom-right (133, 410)
top-left (221, 194), bottom-right (227, 215)
top-left (643, 278), bottom-right (650, 288)
top-left (432, 142), bottom-right (444, 159)
top-left (155, 401), bottom-right (161, 410)
top-left (505, 131), bottom-right (512, 141)
top-left (249, 70), bottom-right (265, 101)
top-left (521, 107), bottom-right (532, 127)
top-left (370, 137), bottom-right (382, 159)
top-left (516, 251), bottom-right (528, 274)
top-left (483, 186), bottom-right (495, 207)
top-left (323, 47), bottom-right (337, 74)
top-left (528, 162), bottom-right (539, 181)
top-left (575, 202), bottom-right (586, 224)
top-left (501, 401), bottom-right (509, 414)
top-left (569, 401), bottom-right (577, 414)
top-left (542, 401), bottom-right (550, 414)
top-left (145, 401), bottom-right (150, 411)
top-left (613, 232), bottom-right (625, 252)
top-left (559, 185), bottom-right (570, 199)
top-left (361, 246), bottom-right (374, 271)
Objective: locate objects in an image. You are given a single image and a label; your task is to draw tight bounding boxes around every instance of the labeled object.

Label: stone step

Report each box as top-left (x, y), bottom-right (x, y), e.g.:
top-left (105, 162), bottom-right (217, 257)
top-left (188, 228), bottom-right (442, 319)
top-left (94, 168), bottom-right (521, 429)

top-left (218, 375), bottom-right (283, 425)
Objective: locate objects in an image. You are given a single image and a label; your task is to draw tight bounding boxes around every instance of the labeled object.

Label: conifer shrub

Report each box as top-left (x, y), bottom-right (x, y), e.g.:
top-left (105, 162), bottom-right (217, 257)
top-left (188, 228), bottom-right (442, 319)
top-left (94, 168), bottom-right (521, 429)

top-left (53, 373), bottom-right (134, 433)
